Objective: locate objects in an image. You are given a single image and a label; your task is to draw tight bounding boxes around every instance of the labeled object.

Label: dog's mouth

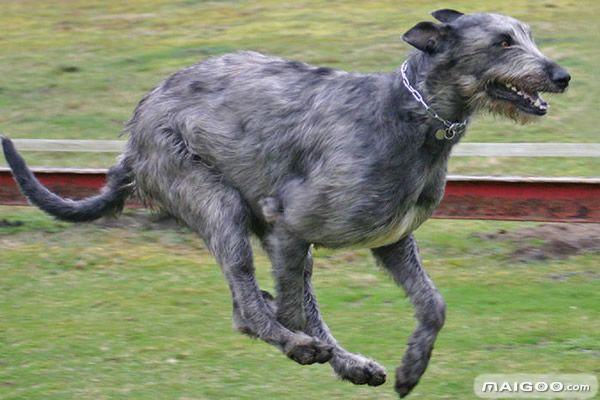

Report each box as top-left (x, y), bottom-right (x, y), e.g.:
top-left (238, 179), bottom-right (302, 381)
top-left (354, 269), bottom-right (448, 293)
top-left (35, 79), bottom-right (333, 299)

top-left (487, 82), bottom-right (548, 116)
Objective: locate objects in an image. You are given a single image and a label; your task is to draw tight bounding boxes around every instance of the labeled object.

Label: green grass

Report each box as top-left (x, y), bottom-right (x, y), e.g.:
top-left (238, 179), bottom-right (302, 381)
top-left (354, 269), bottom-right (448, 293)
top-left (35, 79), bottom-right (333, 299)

top-left (1, 207), bottom-right (598, 399)
top-left (0, 2), bottom-right (599, 399)
top-left (0, 0), bottom-right (599, 175)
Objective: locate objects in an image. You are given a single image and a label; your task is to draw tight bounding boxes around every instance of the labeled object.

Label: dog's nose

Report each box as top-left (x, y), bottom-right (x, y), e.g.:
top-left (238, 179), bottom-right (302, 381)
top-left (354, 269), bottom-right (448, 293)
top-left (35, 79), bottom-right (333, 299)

top-left (550, 66), bottom-right (571, 90)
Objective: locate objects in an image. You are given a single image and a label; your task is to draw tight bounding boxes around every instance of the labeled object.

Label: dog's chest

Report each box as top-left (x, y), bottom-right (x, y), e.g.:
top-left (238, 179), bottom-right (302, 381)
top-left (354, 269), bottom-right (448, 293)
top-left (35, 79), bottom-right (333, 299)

top-left (356, 165), bottom-right (446, 248)
top-left (358, 205), bottom-right (429, 248)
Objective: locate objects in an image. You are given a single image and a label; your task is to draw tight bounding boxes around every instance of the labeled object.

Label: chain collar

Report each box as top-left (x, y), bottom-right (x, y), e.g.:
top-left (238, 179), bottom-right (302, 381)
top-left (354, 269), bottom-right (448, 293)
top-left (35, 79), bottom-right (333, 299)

top-left (400, 61), bottom-right (468, 140)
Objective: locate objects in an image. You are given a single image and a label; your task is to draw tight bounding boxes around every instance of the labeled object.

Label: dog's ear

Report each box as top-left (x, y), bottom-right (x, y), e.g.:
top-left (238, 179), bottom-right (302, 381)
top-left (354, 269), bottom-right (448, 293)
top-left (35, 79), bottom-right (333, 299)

top-left (431, 9), bottom-right (464, 23)
top-left (402, 21), bottom-right (446, 53)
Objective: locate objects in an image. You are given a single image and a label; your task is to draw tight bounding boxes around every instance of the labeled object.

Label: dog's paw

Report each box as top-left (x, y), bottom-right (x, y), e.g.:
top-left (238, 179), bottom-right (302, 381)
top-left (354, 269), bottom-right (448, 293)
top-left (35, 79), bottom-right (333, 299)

top-left (331, 351), bottom-right (387, 386)
top-left (284, 334), bottom-right (334, 365)
top-left (395, 367), bottom-right (420, 398)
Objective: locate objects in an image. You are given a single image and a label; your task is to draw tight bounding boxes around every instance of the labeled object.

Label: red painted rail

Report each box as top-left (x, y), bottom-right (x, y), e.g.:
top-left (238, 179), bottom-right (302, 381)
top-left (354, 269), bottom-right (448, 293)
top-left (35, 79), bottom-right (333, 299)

top-left (438, 176), bottom-right (599, 222)
top-left (1, 168), bottom-right (599, 222)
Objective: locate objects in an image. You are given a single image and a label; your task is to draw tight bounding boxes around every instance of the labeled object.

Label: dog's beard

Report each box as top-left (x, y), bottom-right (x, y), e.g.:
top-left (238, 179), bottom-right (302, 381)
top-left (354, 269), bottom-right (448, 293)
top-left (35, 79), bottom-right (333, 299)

top-left (468, 91), bottom-right (539, 124)
top-left (454, 76), bottom-right (540, 124)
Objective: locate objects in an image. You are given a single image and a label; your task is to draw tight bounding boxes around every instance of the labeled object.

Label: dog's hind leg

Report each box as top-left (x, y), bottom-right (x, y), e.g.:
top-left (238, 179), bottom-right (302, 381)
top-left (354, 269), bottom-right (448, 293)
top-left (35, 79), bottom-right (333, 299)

top-left (371, 234), bottom-right (446, 398)
top-left (171, 172), bottom-right (333, 365)
top-left (261, 225), bottom-right (311, 332)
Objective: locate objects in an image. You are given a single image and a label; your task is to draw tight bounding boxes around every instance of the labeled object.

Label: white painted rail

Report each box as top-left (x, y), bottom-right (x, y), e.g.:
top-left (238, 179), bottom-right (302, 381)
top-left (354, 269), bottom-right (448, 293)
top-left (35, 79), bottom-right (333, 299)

top-left (10, 139), bottom-right (125, 153)
top-left (5, 139), bottom-right (600, 157)
top-left (452, 143), bottom-right (600, 157)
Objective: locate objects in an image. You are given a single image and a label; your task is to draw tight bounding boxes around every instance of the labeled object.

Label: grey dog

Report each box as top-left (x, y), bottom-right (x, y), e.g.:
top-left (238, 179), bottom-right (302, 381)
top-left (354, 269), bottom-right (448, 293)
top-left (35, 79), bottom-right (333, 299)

top-left (2, 9), bottom-right (570, 397)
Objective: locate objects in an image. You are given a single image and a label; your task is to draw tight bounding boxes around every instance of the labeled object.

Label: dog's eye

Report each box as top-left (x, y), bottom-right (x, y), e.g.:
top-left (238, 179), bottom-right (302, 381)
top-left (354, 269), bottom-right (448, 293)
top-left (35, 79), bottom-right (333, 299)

top-left (499, 35), bottom-right (513, 48)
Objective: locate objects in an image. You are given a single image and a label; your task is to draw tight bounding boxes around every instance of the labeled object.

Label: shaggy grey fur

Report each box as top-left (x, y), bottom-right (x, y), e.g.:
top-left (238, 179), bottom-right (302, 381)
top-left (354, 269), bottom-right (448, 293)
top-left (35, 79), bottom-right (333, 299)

top-left (2, 9), bottom-right (569, 397)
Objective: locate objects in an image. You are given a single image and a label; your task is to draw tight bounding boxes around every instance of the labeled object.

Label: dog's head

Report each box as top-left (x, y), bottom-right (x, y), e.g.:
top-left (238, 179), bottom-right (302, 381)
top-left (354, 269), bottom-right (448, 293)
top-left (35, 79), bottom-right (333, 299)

top-left (402, 9), bottom-right (570, 123)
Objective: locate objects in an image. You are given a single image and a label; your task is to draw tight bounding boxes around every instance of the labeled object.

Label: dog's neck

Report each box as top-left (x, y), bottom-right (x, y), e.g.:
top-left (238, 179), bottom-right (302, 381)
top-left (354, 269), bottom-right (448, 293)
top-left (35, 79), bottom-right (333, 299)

top-left (393, 52), bottom-right (473, 146)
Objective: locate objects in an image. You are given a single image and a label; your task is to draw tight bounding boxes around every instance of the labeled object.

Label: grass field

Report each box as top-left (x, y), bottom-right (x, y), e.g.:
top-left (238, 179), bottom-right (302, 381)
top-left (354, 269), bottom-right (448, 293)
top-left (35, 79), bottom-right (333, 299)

top-left (1, 207), bottom-right (599, 399)
top-left (0, 0), bottom-right (599, 175)
top-left (1, 1), bottom-right (599, 399)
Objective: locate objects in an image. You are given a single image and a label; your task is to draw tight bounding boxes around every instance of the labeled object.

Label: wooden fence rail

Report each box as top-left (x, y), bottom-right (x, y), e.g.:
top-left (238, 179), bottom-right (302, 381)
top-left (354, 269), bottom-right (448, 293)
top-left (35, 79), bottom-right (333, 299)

top-left (1, 168), bottom-right (599, 223)
top-left (4, 139), bottom-right (600, 157)
top-left (1, 139), bottom-right (599, 222)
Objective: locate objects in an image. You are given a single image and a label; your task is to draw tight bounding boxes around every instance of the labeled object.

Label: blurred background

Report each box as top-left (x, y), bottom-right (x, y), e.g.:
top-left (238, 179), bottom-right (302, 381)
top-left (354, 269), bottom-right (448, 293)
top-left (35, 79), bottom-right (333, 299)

top-left (1, 1), bottom-right (598, 399)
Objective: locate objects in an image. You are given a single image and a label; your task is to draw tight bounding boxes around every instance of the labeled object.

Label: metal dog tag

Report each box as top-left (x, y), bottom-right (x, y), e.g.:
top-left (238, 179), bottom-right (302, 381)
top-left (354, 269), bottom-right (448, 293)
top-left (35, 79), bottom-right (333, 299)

top-left (435, 130), bottom-right (446, 140)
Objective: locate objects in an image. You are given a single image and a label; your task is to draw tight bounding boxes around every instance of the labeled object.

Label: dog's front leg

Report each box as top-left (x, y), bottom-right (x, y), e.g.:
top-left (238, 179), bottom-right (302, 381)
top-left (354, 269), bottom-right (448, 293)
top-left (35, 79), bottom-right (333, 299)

top-left (303, 248), bottom-right (387, 387)
top-left (261, 227), bottom-right (385, 383)
top-left (371, 234), bottom-right (446, 398)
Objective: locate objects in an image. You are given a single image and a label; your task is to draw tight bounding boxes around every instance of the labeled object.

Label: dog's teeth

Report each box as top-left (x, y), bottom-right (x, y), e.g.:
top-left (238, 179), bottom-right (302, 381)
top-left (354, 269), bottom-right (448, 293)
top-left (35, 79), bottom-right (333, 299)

top-left (517, 91), bottom-right (523, 95)
top-left (511, 86), bottom-right (517, 91)
top-left (534, 99), bottom-right (541, 107)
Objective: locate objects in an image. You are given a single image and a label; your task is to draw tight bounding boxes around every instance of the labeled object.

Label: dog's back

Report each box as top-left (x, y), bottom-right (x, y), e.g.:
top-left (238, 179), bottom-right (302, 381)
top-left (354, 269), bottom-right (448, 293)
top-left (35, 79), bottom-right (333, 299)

top-left (121, 50), bottom-right (415, 243)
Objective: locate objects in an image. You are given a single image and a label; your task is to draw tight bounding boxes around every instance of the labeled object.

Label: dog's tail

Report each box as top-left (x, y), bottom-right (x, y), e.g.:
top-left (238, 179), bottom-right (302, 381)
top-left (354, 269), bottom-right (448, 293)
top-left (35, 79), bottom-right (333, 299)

top-left (1, 136), bottom-right (134, 222)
